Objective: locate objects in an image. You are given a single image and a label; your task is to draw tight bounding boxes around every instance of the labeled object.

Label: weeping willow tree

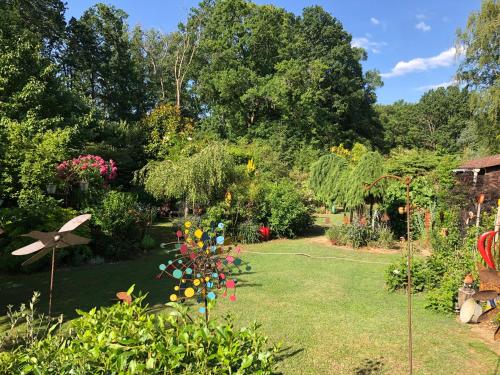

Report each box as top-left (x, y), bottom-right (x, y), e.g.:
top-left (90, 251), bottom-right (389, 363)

top-left (139, 142), bottom-right (236, 215)
top-left (343, 151), bottom-right (386, 219)
top-left (309, 154), bottom-right (349, 207)
top-left (310, 151), bottom-right (386, 223)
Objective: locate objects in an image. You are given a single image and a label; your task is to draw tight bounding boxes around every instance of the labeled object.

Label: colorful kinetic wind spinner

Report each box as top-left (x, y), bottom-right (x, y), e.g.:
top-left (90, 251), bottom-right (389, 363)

top-left (156, 221), bottom-right (250, 319)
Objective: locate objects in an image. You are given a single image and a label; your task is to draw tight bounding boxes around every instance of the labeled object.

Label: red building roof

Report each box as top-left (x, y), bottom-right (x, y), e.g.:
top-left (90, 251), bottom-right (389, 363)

top-left (460, 155), bottom-right (500, 169)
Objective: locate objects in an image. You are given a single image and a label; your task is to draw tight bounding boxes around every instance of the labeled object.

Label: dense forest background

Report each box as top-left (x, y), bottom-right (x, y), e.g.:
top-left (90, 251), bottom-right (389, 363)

top-left (1, 0), bottom-right (497, 208)
top-left (0, 0), bottom-right (497, 242)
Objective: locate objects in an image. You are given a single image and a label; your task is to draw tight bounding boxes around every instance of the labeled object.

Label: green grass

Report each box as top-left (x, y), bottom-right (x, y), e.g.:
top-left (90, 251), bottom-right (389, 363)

top-left (1, 223), bottom-right (498, 374)
top-left (213, 239), bottom-right (498, 374)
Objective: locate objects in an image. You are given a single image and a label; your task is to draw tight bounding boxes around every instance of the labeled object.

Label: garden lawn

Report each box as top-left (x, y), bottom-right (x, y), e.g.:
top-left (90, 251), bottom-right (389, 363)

top-left (1, 232), bottom-right (498, 374)
top-left (214, 239), bottom-right (498, 375)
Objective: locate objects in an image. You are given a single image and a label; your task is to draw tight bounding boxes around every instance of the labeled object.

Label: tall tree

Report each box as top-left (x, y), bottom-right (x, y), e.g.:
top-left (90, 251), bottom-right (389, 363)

top-left (377, 87), bottom-right (471, 153)
top-left (457, 0), bottom-right (499, 153)
top-left (173, 22), bottom-right (201, 110)
top-left (0, 3), bottom-right (79, 201)
top-left (0, 0), bottom-right (66, 58)
top-left (132, 27), bottom-right (175, 105)
top-left (186, 0), bottom-right (381, 147)
top-left (376, 100), bottom-right (420, 151)
top-left (417, 86), bottom-right (471, 152)
top-left (64, 4), bottom-right (149, 121)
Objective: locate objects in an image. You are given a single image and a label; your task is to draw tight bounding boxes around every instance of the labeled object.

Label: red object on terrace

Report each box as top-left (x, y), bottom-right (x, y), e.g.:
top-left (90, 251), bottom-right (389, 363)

top-left (478, 231), bottom-right (497, 270)
top-left (259, 226), bottom-right (271, 241)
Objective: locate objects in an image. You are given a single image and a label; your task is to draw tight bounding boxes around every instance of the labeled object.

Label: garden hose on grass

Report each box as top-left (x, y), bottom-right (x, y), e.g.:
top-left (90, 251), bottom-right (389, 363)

top-left (160, 241), bottom-right (392, 264)
top-left (241, 250), bottom-right (392, 265)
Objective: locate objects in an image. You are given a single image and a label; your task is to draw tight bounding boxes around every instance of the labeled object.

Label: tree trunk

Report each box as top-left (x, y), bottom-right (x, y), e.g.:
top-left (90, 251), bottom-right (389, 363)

top-left (369, 202), bottom-right (374, 229)
top-left (176, 80), bottom-right (181, 110)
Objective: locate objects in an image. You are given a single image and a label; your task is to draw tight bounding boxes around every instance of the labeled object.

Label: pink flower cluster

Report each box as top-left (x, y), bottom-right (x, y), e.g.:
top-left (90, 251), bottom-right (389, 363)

top-left (57, 155), bottom-right (117, 181)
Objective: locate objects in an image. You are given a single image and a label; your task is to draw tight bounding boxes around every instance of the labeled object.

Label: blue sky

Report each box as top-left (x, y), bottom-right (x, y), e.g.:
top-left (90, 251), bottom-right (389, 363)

top-left (65, 0), bottom-right (481, 104)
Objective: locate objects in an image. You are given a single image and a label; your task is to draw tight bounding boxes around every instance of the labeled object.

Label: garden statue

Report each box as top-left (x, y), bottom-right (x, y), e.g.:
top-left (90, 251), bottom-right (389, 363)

top-left (11, 214), bottom-right (91, 315)
top-left (156, 221), bottom-right (250, 323)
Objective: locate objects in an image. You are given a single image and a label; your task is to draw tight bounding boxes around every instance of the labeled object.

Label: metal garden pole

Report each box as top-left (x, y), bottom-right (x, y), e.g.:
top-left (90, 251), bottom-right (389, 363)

top-left (367, 175), bottom-right (413, 375)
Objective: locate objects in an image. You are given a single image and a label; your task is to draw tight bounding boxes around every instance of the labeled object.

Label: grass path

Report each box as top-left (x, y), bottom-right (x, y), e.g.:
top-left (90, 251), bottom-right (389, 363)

top-left (1, 224), bottom-right (498, 374)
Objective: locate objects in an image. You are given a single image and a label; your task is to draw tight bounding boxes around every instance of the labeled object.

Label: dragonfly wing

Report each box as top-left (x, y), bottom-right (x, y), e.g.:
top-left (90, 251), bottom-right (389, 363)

top-left (59, 233), bottom-right (91, 247)
top-left (12, 241), bottom-right (45, 255)
top-left (22, 231), bottom-right (57, 246)
top-left (58, 214), bottom-right (91, 233)
top-left (22, 247), bottom-right (52, 266)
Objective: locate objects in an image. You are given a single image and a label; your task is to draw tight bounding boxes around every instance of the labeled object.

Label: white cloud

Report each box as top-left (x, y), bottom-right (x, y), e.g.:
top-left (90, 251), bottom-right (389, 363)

top-left (381, 47), bottom-right (461, 78)
top-left (415, 21), bottom-right (431, 32)
top-left (370, 17), bottom-right (380, 25)
top-left (416, 14), bottom-right (426, 20)
top-left (417, 80), bottom-right (458, 91)
top-left (351, 37), bottom-right (387, 54)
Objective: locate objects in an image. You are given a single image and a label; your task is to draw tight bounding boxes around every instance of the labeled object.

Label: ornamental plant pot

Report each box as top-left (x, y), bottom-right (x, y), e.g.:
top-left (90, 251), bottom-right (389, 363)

top-left (46, 183), bottom-right (57, 194)
top-left (79, 180), bottom-right (89, 191)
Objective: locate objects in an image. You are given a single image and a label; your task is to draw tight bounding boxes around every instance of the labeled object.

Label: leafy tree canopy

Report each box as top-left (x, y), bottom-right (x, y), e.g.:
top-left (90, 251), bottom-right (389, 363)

top-left (141, 142), bottom-right (236, 207)
top-left (188, 0), bottom-right (382, 149)
top-left (457, 0), bottom-right (499, 154)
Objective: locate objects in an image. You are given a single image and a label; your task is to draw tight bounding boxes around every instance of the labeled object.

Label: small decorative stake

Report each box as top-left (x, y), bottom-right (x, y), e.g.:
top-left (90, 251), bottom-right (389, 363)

top-left (156, 221), bottom-right (250, 323)
top-left (475, 193), bottom-right (485, 236)
top-left (11, 214), bottom-right (91, 315)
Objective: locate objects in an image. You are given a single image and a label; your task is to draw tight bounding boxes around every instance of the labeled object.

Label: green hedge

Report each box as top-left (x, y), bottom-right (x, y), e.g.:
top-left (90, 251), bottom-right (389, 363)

top-left (0, 295), bottom-right (278, 374)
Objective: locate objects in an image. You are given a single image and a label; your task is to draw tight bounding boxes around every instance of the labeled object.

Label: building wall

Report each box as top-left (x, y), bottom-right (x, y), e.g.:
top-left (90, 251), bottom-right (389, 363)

top-left (480, 167), bottom-right (500, 204)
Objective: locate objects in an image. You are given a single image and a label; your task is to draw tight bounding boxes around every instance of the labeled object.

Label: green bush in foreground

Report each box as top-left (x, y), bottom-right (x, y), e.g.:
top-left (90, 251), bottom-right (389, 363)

top-left (0, 296), bottom-right (278, 374)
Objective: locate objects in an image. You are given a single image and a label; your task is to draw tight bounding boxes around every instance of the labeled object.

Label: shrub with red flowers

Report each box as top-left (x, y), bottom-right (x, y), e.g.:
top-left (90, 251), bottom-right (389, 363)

top-left (57, 155), bottom-right (117, 185)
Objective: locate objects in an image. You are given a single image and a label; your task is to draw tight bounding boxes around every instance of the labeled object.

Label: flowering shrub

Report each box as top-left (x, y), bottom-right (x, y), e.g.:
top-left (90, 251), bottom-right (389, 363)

top-left (56, 155), bottom-right (117, 183)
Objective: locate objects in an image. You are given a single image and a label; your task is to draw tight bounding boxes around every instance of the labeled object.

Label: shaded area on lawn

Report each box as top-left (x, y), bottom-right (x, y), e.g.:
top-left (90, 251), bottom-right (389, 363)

top-left (0, 221), bottom-right (180, 319)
